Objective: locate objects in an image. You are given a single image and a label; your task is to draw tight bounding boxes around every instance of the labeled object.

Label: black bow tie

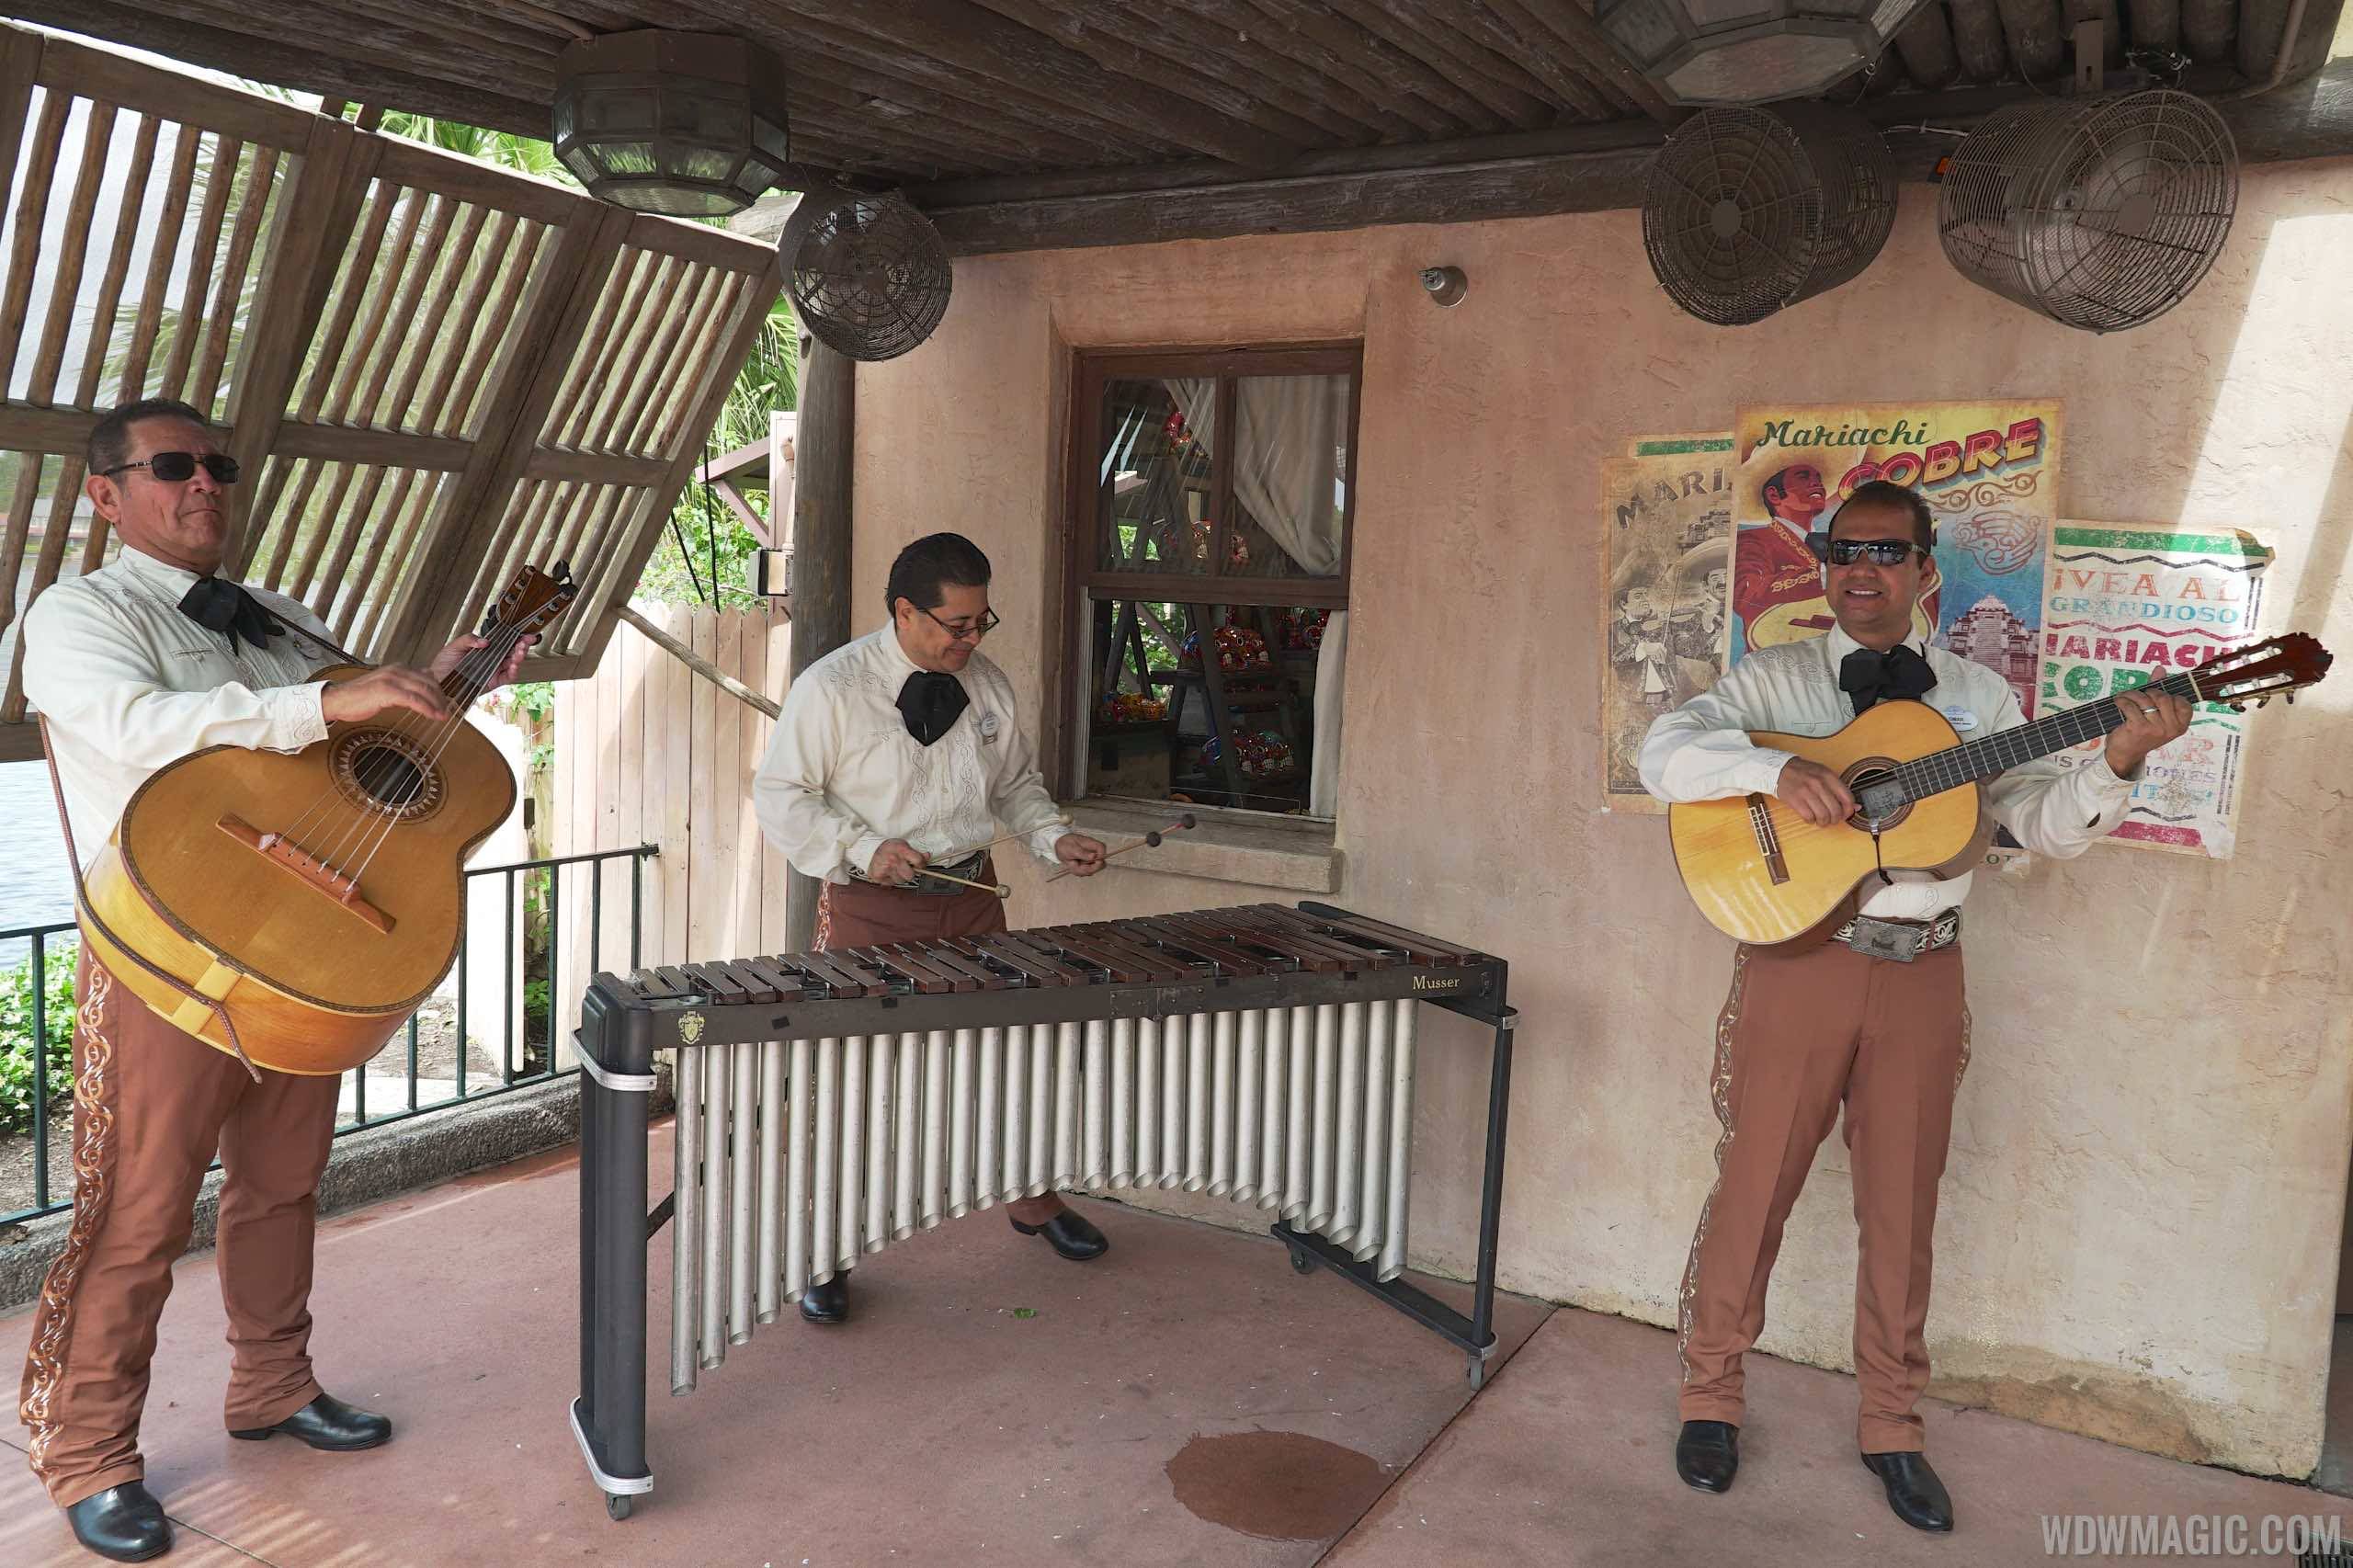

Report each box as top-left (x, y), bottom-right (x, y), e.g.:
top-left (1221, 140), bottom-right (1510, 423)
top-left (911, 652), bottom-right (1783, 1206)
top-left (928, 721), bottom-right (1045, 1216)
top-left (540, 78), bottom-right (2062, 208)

top-left (177, 576), bottom-right (284, 653)
top-left (897, 670), bottom-right (969, 746)
top-left (1839, 644), bottom-right (1938, 715)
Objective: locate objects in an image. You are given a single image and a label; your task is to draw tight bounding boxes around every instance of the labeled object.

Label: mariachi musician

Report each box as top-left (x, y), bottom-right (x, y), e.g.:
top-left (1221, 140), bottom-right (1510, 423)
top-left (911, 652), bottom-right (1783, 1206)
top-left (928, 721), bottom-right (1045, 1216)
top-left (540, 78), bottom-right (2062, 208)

top-left (1641, 480), bottom-right (2187, 1534)
top-left (752, 531), bottom-right (1112, 1327)
top-left (19, 398), bottom-right (531, 1564)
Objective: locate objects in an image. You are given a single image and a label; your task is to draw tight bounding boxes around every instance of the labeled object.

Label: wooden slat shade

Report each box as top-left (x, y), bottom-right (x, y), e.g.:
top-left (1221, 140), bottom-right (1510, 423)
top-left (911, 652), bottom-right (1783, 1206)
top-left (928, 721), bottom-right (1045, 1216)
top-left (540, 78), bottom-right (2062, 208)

top-left (0, 23), bottom-right (779, 759)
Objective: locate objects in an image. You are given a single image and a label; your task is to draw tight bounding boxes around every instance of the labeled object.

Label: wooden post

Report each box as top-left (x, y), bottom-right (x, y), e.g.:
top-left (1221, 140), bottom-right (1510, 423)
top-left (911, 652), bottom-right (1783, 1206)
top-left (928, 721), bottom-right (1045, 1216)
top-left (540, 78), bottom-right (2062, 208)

top-left (785, 338), bottom-right (852, 953)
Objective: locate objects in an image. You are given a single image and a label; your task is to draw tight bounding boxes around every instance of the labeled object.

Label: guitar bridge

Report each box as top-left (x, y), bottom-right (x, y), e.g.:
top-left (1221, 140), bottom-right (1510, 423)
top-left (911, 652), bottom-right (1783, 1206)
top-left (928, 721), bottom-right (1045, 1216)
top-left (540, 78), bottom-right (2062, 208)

top-left (217, 814), bottom-right (397, 936)
top-left (1745, 793), bottom-right (1790, 885)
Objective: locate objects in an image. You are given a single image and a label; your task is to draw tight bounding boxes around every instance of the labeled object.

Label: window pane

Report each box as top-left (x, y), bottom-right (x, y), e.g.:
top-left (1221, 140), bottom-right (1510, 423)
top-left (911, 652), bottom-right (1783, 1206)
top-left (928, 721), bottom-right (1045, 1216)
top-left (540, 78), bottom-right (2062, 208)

top-left (1085, 598), bottom-right (1344, 817)
top-left (1226, 374), bottom-right (1348, 580)
top-left (1097, 379), bottom-right (1211, 576)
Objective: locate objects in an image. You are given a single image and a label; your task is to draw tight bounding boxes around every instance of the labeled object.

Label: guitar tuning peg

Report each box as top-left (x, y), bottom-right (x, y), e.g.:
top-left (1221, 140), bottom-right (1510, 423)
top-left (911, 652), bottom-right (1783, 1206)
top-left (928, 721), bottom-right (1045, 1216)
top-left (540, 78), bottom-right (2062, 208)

top-left (2286, 691), bottom-right (2296, 705)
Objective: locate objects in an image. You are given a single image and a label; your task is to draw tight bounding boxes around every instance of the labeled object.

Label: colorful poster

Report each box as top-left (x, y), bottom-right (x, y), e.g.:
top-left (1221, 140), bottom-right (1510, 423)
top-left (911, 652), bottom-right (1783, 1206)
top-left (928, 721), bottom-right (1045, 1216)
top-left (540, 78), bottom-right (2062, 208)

top-left (1729, 402), bottom-right (2060, 716)
top-left (1601, 440), bottom-right (1736, 812)
top-left (2040, 521), bottom-right (2271, 858)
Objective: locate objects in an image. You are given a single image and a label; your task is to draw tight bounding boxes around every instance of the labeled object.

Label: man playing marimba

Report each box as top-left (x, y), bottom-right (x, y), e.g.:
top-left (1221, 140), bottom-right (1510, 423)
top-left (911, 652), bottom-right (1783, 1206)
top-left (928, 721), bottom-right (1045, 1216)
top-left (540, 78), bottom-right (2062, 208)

top-left (753, 531), bottom-right (1110, 1324)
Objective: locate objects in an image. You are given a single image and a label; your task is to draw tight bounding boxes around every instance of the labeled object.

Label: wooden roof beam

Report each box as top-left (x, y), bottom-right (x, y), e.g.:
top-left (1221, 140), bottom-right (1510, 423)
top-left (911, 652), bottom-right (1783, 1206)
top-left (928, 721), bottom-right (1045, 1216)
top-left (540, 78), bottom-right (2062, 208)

top-left (665, 0), bottom-right (1182, 164)
top-left (963, 0), bottom-right (1353, 148)
top-left (688, 0), bottom-right (1301, 166)
top-left (1143, 0), bottom-right (1443, 139)
top-left (1476, 0), bottom-right (1687, 125)
top-left (6, 0), bottom-right (549, 135)
top-left (1241, 0), bottom-right (1512, 133)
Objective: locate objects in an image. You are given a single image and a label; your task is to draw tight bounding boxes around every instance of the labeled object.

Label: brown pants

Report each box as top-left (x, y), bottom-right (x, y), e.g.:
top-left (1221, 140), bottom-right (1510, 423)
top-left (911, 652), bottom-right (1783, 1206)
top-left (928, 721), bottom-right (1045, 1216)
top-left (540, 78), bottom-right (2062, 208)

top-left (1675, 938), bottom-right (1971, 1454)
top-left (19, 951), bottom-right (342, 1506)
top-left (814, 870), bottom-right (1060, 1227)
top-left (815, 867), bottom-right (1010, 950)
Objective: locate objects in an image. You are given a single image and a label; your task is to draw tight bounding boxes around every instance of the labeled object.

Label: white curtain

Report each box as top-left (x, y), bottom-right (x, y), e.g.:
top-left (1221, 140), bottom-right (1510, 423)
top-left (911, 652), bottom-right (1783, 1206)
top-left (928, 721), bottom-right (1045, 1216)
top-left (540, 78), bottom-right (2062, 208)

top-left (1168, 378), bottom-right (1346, 574)
top-left (1167, 377), bottom-right (1347, 816)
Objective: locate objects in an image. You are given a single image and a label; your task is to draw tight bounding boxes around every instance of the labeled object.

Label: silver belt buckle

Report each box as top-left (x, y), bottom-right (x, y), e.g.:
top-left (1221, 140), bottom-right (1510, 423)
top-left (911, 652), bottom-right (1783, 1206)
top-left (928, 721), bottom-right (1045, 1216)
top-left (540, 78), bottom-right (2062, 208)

top-left (1846, 915), bottom-right (1927, 963)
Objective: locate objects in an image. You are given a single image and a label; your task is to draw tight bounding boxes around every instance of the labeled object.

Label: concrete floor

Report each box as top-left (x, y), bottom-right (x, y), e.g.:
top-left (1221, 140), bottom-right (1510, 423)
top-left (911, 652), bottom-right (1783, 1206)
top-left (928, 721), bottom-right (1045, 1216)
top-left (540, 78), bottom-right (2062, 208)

top-left (5, 1132), bottom-right (2347, 1567)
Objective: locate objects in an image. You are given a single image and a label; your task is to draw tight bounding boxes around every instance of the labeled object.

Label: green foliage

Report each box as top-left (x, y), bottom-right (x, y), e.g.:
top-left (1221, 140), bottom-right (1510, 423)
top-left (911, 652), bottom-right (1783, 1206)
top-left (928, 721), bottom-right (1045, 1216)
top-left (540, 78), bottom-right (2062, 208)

top-left (638, 292), bottom-right (801, 609)
top-left (0, 946), bottom-right (77, 1137)
top-left (372, 113), bottom-right (577, 187)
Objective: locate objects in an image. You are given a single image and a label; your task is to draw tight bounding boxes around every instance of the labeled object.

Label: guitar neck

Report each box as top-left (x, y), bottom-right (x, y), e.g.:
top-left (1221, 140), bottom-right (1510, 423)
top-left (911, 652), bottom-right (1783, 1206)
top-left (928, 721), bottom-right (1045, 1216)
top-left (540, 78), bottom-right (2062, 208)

top-left (1894, 668), bottom-right (2202, 801)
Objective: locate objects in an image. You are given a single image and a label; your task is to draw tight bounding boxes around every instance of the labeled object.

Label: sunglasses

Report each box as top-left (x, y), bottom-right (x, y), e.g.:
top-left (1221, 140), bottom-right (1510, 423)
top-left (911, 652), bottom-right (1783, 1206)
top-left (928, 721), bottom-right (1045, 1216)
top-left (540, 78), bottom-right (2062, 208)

top-left (1807, 535), bottom-right (1927, 567)
top-left (100, 451), bottom-right (241, 484)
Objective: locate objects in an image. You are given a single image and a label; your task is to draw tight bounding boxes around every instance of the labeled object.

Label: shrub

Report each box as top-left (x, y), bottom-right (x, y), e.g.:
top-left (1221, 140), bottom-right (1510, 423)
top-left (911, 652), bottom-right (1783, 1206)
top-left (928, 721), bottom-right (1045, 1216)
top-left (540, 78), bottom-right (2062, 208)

top-left (0, 944), bottom-right (77, 1136)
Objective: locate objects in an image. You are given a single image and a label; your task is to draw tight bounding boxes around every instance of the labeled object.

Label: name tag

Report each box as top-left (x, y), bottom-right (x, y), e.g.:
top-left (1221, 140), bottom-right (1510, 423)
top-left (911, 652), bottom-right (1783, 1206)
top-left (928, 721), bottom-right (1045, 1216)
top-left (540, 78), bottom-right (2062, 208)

top-left (978, 710), bottom-right (1000, 744)
top-left (1939, 704), bottom-right (1980, 733)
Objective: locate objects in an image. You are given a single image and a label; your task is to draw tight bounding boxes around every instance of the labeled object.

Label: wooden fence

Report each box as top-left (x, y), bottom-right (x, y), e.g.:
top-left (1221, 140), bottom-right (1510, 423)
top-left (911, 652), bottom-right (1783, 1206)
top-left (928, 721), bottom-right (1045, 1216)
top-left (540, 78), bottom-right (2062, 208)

top-left (551, 599), bottom-right (790, 1053)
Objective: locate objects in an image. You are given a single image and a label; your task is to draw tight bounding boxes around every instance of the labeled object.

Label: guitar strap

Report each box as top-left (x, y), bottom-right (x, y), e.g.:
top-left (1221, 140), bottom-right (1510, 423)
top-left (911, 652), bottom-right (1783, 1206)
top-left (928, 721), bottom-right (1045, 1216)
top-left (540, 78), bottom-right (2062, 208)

top-left (37, 715), bottom-right (265, 1084)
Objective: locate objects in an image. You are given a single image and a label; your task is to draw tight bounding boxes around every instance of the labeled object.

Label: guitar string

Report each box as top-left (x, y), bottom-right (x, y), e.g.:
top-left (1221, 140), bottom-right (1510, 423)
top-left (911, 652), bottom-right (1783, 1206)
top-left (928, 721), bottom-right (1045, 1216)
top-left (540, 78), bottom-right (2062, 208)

top-left (307, 622), bottom-right (527, 874)
top-left (320, 618), bottom-right (534, 880)
top-left (306, 599), bottom-right (544, 850)
top-left (317, 626), bottom-right (531, 886)
top-left (337, 613), bottom-right (551, 884)
top-left (1884, 667), bottom-right (2209, 806)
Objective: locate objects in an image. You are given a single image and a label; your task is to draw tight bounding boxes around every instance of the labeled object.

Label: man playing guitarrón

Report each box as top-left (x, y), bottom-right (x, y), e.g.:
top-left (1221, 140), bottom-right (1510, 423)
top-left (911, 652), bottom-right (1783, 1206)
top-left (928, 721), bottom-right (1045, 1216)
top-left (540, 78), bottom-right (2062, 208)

top-left (753, 532), bottom-right (1111, 1327)
top-left (19, 399), bottom-right (531, 1563)
top-left (1639, 480), bottom-right (2188, 1533)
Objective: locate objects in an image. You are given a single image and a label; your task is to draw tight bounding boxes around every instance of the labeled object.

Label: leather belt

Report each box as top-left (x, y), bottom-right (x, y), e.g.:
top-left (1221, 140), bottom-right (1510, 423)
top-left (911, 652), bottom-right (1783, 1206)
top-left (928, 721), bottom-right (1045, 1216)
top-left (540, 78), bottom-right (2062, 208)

top-left (1833, 909), bottom-right (1961, 962)
top-left (849, 850), bottom-right (988, 896)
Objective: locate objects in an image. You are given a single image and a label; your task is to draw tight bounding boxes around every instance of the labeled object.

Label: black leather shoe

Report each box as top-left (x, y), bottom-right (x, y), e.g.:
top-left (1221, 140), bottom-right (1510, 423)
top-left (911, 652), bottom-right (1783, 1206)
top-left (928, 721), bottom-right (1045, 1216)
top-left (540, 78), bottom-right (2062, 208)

top-left (228, 1392), bottom-right (391, 1451)
top-left (64, 1482), bottom-right (172, 1562)
top-left (1674, 1420), bottom-right (1739, 1494)
top-left (799, 1273), bottom-right (849, 1324)
top-left (1010, 1209), bottom-right (1109, 1261)
top-left (1862, 1449), bottom-right (1954, 1531)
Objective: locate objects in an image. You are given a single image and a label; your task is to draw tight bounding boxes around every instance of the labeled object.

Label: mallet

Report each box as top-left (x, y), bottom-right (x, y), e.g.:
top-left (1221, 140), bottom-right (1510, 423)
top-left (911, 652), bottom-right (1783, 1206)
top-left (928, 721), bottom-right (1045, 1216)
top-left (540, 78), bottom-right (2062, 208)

top-left (938, 816), bottom-right (1072, 864)
top-left (1044, 813), bottom-right (1197, 883)
top-left (915, 865), bottom-right (1013, 898)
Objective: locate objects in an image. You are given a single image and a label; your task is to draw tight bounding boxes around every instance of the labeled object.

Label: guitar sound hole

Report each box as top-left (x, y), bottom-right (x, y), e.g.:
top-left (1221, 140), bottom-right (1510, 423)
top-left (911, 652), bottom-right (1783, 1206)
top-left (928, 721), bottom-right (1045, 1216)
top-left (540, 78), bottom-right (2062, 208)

top-left (329, 729), bottom-right (446, 822)
top-left (352, 744), bottom-right (426, 807)
top-left (1849, 767), bottom-right (1910, 828)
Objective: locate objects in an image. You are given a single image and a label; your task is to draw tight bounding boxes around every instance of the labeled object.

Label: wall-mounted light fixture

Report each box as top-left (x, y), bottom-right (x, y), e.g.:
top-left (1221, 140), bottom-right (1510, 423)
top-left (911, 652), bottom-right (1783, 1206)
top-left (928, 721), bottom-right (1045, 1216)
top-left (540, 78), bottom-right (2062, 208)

top-left (1420, 266), bottom-right (1468, 307)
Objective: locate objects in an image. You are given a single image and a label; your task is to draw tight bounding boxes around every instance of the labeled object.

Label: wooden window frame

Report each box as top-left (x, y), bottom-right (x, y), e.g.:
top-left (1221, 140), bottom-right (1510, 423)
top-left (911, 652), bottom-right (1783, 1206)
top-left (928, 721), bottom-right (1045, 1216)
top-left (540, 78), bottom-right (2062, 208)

top-left (1047, 341), bottom-right (1363, 803)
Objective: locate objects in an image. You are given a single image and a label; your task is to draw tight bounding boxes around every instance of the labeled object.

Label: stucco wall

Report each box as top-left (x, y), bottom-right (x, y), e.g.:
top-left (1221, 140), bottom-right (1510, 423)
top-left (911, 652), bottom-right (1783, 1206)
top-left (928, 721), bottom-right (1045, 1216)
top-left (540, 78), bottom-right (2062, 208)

top-left (846, 160), bottom-right (2353, 1475)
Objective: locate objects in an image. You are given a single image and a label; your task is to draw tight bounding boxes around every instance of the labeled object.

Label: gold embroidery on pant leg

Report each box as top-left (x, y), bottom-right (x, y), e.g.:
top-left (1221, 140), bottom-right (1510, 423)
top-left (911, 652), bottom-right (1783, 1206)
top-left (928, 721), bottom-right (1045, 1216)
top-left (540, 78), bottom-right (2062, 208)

top-left (813, 889), bottom-right (834, 952)
top-left (1954, 1002), bottom-right (1972, 1095)
top-left (1678, 945), bottom-right (1750, 1388)
top-left (21, 964), bottom-right (119, 1480)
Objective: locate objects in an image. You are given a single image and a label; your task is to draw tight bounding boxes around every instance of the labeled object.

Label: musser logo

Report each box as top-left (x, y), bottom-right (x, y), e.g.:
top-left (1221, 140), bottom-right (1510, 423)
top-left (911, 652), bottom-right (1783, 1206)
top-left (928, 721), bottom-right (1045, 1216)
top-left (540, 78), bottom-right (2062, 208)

top-left (2039, 1513), bottom-right (2344, 1558)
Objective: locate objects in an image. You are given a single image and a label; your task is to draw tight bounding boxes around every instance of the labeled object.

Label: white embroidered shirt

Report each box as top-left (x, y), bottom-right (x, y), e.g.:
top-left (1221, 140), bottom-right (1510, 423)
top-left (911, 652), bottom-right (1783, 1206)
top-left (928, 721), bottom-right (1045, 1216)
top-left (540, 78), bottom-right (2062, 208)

top-left (752, 625), bottom-right (1072, 882)
top-left (23, 547), bottom-right (343, 869)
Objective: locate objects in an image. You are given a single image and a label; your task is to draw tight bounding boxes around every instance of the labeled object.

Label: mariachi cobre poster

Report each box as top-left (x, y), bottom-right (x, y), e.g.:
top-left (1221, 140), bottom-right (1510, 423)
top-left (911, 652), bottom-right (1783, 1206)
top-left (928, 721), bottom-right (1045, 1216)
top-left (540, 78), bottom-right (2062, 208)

top-left (1727, 401), bottom-right (2060, 718)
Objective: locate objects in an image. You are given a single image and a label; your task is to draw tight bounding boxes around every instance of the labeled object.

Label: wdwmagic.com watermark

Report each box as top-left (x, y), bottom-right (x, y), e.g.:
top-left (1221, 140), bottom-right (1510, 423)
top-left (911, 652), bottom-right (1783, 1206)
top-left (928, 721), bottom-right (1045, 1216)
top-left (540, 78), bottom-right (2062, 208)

top-left (2040, 1513), bottom-right (2345, 1557)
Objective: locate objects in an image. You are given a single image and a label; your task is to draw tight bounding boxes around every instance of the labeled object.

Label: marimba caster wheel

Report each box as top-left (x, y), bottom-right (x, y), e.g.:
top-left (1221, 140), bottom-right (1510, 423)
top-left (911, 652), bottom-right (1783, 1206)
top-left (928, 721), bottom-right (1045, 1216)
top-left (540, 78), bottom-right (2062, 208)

top-left (606, 1494), bottom-right (634, 1521)
top-left (1288, 1244), bottom-right (1314, 1275)
top-left (1464, 1357), bottom-right (1487, 1392)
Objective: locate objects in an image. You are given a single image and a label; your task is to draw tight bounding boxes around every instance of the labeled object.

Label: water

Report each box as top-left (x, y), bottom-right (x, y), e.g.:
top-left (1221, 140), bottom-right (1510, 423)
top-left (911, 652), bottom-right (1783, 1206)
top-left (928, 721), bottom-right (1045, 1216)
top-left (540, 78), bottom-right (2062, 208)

top-left (0, 760), bottom-right (76, 971)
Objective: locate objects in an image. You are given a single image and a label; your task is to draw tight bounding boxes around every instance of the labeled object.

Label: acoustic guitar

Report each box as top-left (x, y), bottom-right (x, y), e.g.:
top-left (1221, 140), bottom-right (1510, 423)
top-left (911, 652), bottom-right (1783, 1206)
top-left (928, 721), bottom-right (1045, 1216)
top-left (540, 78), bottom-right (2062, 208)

top-left (75, 565), bottom-right (576, 1075)
top-left (1667, 632), bottom-right (2333, 947)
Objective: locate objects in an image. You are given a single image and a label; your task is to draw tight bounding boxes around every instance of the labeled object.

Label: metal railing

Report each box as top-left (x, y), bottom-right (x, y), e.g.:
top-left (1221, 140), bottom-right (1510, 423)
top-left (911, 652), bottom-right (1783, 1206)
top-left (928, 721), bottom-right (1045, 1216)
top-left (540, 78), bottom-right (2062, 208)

top-left (0, 844), bottom-right (656, 1228)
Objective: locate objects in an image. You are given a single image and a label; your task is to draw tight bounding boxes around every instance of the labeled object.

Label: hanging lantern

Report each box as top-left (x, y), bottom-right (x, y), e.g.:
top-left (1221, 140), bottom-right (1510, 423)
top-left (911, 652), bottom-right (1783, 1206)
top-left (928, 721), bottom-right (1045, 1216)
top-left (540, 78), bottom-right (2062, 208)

top-left (551, 30), bottom-right (791, 217)
top-left (1593, 0), bottom-right (1935, 107)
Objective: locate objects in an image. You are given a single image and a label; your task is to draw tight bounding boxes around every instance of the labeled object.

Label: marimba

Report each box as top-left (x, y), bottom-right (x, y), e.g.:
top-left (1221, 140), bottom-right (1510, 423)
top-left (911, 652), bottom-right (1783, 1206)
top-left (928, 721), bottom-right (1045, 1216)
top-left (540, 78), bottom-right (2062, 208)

top-left (569, 901), bottom-right (1517, 1521)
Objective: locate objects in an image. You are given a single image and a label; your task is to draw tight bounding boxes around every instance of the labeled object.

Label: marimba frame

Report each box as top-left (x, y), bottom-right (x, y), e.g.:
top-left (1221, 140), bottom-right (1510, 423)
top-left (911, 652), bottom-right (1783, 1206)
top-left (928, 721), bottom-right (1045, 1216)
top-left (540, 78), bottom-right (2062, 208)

top-left (568, 900), bottom-right (1517, 1522)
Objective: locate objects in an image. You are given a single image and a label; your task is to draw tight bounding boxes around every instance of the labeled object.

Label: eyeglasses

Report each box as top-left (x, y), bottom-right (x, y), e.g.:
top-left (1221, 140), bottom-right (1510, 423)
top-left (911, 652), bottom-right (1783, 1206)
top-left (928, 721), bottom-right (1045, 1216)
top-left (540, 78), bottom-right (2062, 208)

top-left (919, 605), bottom-right (999, 642)
top-left (100, 452), bottom-right (241, 484)
top-left (1808, 535), bottom-right (1927, 567)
